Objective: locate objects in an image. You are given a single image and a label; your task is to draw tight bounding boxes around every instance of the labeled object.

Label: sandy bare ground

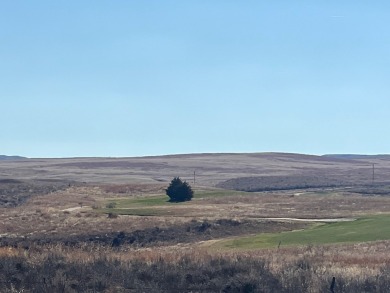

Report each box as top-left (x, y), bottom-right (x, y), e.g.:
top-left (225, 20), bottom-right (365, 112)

top-left (61, 206), bottom-right (85, 212)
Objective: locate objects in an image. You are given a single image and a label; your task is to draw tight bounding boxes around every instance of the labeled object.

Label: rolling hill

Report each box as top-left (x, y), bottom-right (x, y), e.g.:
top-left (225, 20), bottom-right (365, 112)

top-left (1, 152), bottom-right (389, 189)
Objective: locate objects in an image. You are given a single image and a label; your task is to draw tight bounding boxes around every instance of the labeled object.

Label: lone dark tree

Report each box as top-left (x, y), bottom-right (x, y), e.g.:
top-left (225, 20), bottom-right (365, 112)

top-left (166, 177), bottom-right (193, 202)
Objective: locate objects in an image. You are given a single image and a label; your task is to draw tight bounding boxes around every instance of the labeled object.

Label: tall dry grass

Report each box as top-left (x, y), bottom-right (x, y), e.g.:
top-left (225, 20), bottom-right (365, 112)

top-left (1, 241), bottom-right (390, 292)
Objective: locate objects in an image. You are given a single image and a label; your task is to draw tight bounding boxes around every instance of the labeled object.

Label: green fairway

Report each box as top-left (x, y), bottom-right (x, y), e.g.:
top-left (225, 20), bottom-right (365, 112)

top-left (216, 215), bottom-right (390, 249)
top-left (107, 196), bottom-right (169, 208)
top-left (116, 190), bottom-right (242, 206)
top-left (101, 189), bottom-right (245, 214)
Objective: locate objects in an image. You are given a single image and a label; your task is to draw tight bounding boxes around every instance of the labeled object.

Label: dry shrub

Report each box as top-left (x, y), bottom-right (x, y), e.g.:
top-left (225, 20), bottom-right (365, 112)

top-left (107, 213), bottom-right (118, 219)
top-left (1, 245), bottom-right (390, 293)
top-left (40, 213), bottom-right (50, 220)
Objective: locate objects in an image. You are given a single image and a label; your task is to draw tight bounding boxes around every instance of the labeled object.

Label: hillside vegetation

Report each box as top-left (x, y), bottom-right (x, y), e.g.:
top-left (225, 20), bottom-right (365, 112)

top-left (1, 152), bottom-right (390, 292)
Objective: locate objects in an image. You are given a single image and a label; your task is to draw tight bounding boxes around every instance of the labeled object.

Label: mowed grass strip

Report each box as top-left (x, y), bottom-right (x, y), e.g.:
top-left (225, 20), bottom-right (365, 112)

top-left (99, 189), bottom-right (245, 216)
top-left (103, 189), bottom-right (245, 209)
top-left (215, 215), bottom-right (390, 249)
top-left (110, 196), bottom-right (169, 208)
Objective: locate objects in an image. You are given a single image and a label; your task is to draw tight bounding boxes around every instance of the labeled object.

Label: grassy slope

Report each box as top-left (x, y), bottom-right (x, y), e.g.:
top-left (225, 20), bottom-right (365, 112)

top-left (216, 214), bottom-right (390, 249)
top-left (100, 190), bottom-right (245, 216)
top-left (99, 189), bottom-right (390, 248)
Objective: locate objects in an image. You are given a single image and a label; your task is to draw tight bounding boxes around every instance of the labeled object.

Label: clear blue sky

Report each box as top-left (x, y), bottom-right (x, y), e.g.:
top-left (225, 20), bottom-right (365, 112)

top-left (1, 1), bottom-right (389, 158)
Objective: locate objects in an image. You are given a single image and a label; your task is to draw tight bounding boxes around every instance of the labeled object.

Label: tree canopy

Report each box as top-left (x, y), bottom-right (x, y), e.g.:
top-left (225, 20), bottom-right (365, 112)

top-left (166, 177), bottom-right (193, 202)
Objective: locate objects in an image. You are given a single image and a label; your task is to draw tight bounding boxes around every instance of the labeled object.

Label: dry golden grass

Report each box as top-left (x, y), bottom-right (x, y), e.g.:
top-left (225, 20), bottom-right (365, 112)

top-left (99, 190), bottom-right (390, 219)
top-left (194, 191), bottom-right (390, 218)
top-left (1, 153), bottom-right (390, 292)
top-left (0, 185), bottom-right (191, 238)
top-left (2, 153), bottom-right (390, 186)
top-left (2, 182), bottom-right (390, 239)
top-left (4, 239), bottom-right (390, 282)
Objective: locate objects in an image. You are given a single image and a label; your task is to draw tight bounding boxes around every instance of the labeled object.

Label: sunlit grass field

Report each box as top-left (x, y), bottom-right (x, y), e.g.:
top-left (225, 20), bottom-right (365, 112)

top-left (214, 214), bottom-right (390, 249)
top-left (100, 189), bottom-right (247, 216)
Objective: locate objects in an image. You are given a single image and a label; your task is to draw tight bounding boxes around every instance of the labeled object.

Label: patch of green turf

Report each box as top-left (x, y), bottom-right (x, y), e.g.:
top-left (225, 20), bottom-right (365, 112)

top-left (111, 196), bottom-right (169, 208)
top-left (216, 215), bottom-right (390, 249)
top-left (99, 189), bottom-right (248, 216)
top-left (103, 189), bottom-right (244, 209)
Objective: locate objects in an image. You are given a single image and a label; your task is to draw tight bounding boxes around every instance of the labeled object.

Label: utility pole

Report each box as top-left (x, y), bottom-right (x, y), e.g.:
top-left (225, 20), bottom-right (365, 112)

top-left (193, 170), bottom-right (196, 185)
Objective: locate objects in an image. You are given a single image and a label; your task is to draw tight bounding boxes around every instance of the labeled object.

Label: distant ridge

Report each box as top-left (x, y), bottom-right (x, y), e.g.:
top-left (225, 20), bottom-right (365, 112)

top-left (1, 153), bottom-right (389, 161)
top-left (323, 154), bottom-right (390, 160)
top-left (0, 155), bottom-right (27, 161)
